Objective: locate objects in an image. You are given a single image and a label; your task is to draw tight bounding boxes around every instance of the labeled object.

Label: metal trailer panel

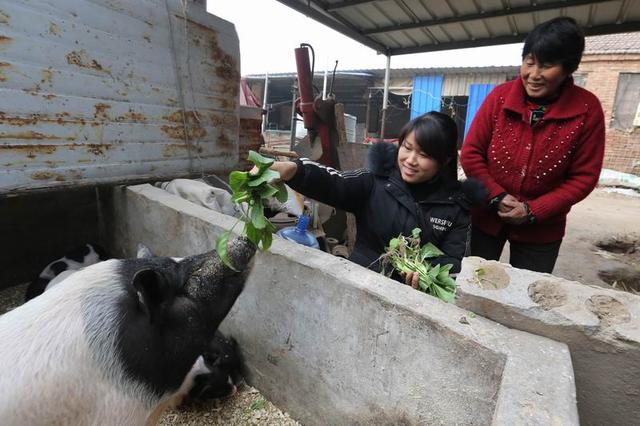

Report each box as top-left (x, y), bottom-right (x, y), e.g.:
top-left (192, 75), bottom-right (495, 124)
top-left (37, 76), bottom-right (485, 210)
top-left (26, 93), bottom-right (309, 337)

top-left (410, 75), bottom-right (443, 119)
top-left (0, 0), bottom-right (240, 195)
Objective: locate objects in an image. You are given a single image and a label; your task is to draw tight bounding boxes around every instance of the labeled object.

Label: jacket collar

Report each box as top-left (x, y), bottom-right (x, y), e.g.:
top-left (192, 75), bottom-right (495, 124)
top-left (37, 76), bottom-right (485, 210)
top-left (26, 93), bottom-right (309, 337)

top-left (503, 76), bottom-right (588, 121)
top-left (387, 168), bottom-right (457, 208)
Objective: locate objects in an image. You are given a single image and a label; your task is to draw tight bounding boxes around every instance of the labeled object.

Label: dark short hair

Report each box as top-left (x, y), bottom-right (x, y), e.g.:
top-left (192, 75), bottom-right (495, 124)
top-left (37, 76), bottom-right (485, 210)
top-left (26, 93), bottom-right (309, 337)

top-left (522, 17), bottom-right (585, 74)
top-left (398, 111), bottom-right (458, 181)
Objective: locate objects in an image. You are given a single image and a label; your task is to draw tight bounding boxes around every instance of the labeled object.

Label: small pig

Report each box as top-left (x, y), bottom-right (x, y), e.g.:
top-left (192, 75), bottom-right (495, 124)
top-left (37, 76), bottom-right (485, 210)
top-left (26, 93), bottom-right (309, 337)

top-left (25, 243), bottom-right (109, 301)
top-left (0, 238), bottom-right (255, 425)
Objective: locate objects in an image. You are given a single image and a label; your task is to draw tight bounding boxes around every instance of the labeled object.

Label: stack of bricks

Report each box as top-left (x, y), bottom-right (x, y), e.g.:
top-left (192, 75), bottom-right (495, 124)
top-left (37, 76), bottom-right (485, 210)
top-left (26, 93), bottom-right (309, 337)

top-left (578, 54), bottom-right (640, 175)
top-left (238, 106), bottom-right (264, 171)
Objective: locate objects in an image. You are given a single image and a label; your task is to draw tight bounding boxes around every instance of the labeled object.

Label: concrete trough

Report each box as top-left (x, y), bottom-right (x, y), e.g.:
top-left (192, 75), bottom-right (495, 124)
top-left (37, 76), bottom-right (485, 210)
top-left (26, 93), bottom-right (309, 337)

top-left (104, 184), bottom-right (578, 425)
top-left (456, 257), bottom-right (640, 426)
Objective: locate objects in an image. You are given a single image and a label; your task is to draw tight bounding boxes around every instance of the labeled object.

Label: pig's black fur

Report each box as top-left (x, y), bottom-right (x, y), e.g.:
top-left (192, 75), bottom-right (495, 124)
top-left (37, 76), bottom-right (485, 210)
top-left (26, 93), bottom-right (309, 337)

top-left (188, 332), bottom-right (243, 401)
top-left (112, 251), bottom-right (250, 399)
top-left (25, 243), bottom-right (109, 302)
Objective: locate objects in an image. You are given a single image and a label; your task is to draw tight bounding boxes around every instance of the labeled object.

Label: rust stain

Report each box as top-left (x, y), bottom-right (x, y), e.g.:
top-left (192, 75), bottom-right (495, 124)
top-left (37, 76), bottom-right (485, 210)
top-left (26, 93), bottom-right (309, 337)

top-left (0, 131), bottom-right (66, 140)
top-left (66, 50), bottom-right (110, 74)
top-left (0, 35), bottom-right (12, 45)
top-left (0, 144), bottom-right (58, 158)
top-left (85, 143), bottom-right (111, 156)
top-left (0, 10), bottom-right (9, 24)
top-left (32, 170), bottom-right (66, 181)
top-left (115, 111), bottom-right (147, 123)
top-left (94, 103), bottom-right (111, 120)
top-left (163, 110), bottom-right (202, 123)
top-left (41, 69), bottom-right (54, 85)
top-left (0, 111), bottom-right (88, 127)
top-left (49, 22), bottom-right (61, 36)
top-left (161, 125), bottom-right (207, 141)
top-left (210, 113), bottom-right (222, 127)
top-left (161, 110), bottom-right (208, 141)
top-left (0, 112), bottom-right (38, 126)
top-left (162, 143), bottom-right (187, 158)
top-left (209, 33), bottom-right (240, 99)
top-left (218, 132), bottom-right (232, 147)
top-left (43, 94), bottom-right (57, 100)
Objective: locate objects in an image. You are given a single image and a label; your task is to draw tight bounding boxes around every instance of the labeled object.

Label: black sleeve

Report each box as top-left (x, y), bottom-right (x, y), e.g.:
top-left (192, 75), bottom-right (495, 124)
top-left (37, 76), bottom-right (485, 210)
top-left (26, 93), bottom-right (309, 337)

top-left (286, 158), bottom-right (375, 213)
top-left (428, 210), bottom-right (471, 274)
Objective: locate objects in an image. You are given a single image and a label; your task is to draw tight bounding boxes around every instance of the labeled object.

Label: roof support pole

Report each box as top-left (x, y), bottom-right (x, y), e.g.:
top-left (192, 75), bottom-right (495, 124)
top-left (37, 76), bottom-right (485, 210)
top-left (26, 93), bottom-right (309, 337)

top-left (323, 67), bottom-right (328, 100)
top-left (261, 72), bottom-right (269, 134)
top-left (380, 54), bottom-right (391, 141)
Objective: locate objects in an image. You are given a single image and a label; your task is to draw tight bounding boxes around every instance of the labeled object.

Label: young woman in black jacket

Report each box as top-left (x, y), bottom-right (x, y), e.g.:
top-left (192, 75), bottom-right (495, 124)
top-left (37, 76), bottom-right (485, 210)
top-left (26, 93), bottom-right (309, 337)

top-left (266, 111), bottom-right (484, 288)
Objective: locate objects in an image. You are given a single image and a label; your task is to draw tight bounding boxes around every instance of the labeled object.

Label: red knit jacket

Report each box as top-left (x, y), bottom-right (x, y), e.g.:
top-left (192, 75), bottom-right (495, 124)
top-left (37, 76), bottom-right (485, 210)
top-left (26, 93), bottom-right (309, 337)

top-left (460, 77), bottom-right (605, 243)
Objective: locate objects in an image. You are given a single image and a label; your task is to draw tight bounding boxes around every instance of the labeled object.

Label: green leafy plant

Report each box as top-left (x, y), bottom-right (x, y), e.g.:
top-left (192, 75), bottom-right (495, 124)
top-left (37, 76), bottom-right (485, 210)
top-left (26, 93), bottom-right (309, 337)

top-left (381, 228), bottom-right (456, 302)
top-left (250, 398), bottom-right (267, 411)
top-left (216, 150), bottom-right (288, 270)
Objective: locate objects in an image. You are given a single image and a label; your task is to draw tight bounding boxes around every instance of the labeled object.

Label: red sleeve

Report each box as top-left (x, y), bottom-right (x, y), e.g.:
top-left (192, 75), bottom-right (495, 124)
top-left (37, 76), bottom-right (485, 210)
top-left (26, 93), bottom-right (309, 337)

top-left (527, 104), bottom-right (605, 221)
top-left (460, 89), bottom-right (507, 200)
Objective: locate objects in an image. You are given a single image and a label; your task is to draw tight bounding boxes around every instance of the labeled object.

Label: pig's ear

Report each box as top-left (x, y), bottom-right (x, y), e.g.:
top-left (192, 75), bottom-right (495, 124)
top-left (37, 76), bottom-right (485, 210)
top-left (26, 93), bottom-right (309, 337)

top-left (132, 268), bottom-right (167, 321)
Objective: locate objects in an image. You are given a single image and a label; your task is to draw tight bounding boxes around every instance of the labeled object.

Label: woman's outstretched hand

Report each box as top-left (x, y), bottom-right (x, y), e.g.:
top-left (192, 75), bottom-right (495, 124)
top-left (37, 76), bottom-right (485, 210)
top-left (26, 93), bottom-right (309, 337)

top-left (249, 160), bottom-right (298, 182)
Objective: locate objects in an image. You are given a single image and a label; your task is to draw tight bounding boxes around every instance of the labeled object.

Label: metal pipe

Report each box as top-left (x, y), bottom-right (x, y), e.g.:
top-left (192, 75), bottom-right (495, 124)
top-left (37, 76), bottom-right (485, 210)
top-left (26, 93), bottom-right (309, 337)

top-left (323, 68), bottom-right (328, 100)
top-left (290, 83), bottom-right (298, 151)
top-left (294, 46), bottom-right (315, 130)
top-left (380, 55), bottom-right (391, 141)
top-left (261, 72), bottom-right (269, 134)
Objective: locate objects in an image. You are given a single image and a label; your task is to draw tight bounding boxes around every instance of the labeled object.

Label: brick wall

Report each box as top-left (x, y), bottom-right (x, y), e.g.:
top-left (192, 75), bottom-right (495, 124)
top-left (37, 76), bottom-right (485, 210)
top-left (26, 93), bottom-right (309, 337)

top-left (238, 106), bottom-right (263, 171)
top-left (578, 54), bottom-right (640, 175)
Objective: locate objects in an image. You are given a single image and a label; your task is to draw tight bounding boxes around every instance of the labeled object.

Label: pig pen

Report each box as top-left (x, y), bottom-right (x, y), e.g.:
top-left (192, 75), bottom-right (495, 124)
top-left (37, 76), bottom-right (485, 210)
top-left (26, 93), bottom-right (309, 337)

top-left (100, 183), bottom-right (579, 426)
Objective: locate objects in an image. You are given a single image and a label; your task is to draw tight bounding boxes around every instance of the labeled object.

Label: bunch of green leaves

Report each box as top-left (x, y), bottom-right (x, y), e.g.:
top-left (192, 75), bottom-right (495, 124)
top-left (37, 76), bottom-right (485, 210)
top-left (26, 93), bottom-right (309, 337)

top-left (381, 228), bottom-right (456, 302)
top-left (216, 150), bottom-right (288, 270)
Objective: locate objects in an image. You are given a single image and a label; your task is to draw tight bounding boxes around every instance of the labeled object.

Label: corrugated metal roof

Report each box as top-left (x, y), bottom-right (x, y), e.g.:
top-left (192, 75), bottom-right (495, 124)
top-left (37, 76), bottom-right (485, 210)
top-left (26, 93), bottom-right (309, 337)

top-left (0, 0), bottom-right (240, 195)
top-left (584, 31), bottom-right (640, 54)
top-left (276, 0), bottom-right (640, 56)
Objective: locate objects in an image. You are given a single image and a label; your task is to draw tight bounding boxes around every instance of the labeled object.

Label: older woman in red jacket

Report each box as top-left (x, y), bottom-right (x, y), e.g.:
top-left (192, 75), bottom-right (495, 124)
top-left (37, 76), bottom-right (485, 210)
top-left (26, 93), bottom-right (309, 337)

top-left (460, 17), bottom-right (605, 273)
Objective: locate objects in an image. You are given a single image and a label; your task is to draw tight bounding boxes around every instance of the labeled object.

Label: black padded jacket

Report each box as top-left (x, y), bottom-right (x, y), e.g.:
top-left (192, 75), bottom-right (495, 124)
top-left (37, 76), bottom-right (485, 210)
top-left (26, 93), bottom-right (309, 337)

top-left (286, 144), bottom-right (484, 273)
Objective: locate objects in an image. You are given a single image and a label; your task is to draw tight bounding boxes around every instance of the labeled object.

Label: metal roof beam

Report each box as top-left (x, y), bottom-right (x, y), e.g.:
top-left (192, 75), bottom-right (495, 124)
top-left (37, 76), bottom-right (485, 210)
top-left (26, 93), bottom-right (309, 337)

top-left (389, 21), bottom-right (640, 55)
top-left (326, 0), bottom-right (379, 11)
top-left (275, 0), bottom-right (388, 53)
top-left (363, 0), bottom-right (609, 35)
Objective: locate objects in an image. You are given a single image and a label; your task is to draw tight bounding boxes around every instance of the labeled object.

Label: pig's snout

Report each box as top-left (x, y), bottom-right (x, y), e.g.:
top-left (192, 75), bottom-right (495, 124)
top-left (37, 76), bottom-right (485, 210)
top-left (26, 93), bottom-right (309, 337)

top-left (224, 237), bottom-right (257, 273)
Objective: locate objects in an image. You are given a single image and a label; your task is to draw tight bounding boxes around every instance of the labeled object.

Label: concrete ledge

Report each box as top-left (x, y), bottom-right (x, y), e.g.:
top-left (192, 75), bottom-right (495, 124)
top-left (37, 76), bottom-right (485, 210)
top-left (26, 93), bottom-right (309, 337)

top-left (105, 185), bottom-right (578, 425)
top-left (456, 256), bottom-right (640, 426)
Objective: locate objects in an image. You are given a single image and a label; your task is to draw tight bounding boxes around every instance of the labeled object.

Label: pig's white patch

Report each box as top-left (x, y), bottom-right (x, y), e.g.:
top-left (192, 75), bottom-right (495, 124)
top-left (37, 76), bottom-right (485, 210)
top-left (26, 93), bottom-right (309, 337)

top-left (0, 260), bottom-right (170, 425)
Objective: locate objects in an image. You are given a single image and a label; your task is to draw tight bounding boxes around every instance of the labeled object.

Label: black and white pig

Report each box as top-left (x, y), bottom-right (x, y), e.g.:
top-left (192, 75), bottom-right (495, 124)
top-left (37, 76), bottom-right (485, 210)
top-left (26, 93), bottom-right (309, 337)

top-left (25, 243), bottom-right (109, 302)
top-left (0, 238), bottom-right (255, 425)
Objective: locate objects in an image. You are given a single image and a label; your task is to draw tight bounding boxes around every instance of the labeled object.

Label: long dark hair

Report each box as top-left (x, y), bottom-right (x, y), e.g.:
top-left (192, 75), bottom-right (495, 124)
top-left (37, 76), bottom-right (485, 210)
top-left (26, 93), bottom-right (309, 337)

top-left (522, 17), bottom-right (585, 74)
top-left (398, 111), bottom-right (458, 181)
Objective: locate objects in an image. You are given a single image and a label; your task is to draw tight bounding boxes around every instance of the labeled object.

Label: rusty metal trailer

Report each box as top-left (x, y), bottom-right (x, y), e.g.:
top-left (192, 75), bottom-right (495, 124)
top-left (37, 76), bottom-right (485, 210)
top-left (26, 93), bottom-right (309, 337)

top-left (0, 0), bottom-right (241, 195)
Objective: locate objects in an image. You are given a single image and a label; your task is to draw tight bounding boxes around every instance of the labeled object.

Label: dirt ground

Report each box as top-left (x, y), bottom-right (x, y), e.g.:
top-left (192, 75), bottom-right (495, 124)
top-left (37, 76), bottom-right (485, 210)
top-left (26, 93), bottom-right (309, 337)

top-left (501, 188), bottom-right (640, 292)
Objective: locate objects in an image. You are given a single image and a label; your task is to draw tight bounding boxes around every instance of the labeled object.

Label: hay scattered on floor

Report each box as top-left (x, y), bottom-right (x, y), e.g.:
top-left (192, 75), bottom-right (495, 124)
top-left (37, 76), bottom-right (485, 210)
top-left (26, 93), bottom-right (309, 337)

top-left (159, 386), bottom-right (300, 426)
top-left (0, 283), bottom-right (27, 315)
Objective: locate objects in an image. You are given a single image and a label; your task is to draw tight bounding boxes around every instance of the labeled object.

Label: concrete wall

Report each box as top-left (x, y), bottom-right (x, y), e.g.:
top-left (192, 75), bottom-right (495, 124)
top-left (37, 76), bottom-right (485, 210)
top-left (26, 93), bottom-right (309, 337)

top-left (456, 257), bottom-right (640, 426)
top-left (105, 184), bottom-right (578, 425)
